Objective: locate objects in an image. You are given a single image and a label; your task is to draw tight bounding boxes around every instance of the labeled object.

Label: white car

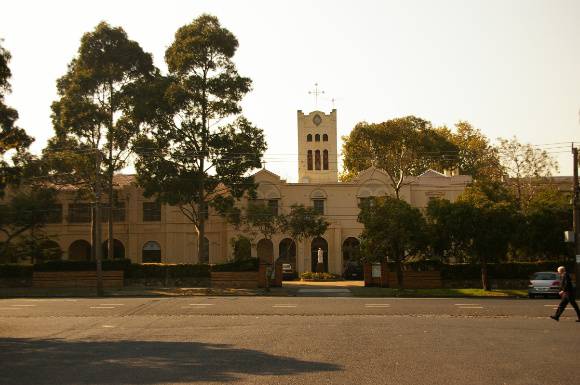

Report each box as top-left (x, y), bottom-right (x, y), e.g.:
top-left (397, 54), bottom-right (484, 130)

top-left (528, 271), bottom-right (560, 298)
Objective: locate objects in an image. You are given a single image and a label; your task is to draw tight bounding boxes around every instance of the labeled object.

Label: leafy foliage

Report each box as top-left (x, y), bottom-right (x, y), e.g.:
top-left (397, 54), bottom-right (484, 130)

top-left (47, 22), bottom-right (156, 258)
top-left (300, 272), bottom-right (341, 281)
top-left (437, 121), bottom-right (502, 181)
top-left (230, 235), bottom-right (252, 261)
top-left (0, 188), bottom-right (59, 261)
top-left (0, 40), bottom-right (33, 197)
top-left (133, 15), bottom-right (266, 260)
top-left (211, 257), bottom-right (260, 272)
top-left (358, 196), bottom-right (426, 286)
top-left (497, 136), bottom-right (559, 210)
top-left (278, 204), bottom-right (329, 244)
top-left (34, 258), bottom-right (131, 272)
top-left (427, 181), bottom-right (518, 290)
top-left (341, 116), bottom-right (457, 197)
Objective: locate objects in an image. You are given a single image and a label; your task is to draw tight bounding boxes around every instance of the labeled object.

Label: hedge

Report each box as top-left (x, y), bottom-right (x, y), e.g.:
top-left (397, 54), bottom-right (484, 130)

top-left (301, 272), bottom-right (341, 281)
top-left (211, 258), bottom-right (260, 272)
top-left (33, 259), bottom-right (132, 272)
top-left (0, 264), bottom-right (33, 279)
top-left (0, 260), bottom-right (572, 280)
top-left (440, 262), bottom-right (574, 280)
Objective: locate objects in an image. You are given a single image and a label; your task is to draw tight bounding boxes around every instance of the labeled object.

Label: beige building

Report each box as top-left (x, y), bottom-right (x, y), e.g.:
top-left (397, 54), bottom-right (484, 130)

top-left (3, 109), bottom-right (472, 274)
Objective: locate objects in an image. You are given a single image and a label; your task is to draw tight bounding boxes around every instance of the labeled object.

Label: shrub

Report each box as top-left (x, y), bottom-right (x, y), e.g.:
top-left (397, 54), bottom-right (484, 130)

top-left (34, 259), bottom-right (132, 272)
top-left (440, 262), bottom-right (574, 280)
top-left (211, 257), bottom-right (260, 272)
top-left (0, 264), bottom-right (33, 279)
top-left (300, 272), bottom-right (341, 281)
top-left (125, 263), bottom-right (210, 279)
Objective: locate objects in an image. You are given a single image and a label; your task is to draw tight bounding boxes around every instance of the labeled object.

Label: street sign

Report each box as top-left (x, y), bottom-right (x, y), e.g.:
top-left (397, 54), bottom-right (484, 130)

top-left (371, 263), bottom-right (381, 278)
top-left (576, 255), bottom-right (580, 264)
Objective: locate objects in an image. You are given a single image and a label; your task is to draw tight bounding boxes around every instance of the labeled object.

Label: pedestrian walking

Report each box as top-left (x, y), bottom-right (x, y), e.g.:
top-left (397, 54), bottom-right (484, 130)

top-left (550, 266), bottom-right (580, 322)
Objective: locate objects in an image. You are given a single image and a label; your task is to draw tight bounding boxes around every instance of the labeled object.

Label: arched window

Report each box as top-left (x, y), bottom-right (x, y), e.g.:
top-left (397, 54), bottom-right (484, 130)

top-left (342, 237), bottom-right (361, 278)
top-left (323, 150), bottom-right (329, 170)
top-left (315, 134), bottom-right (320, 142)
top-left (323, 134), bottom-right (328, 141)
top-left (142, 241), bottom-right (161, 263)
top-left (68, 240), bottom-right (91, 261)
top-left (257, 239), bottom-right (274, 264)
top-left (311, 237), bottom-right (328, 272)
top-left (307, 150), bottom-right (313, 170)
top-left (307, 134), bottom-right (312, 142)
top-left (38, 240), bottom-right (62, 262)
top-left (315, 150), bottom-right (321, 170)
top-left (101, 239), bottom-right (125, 259)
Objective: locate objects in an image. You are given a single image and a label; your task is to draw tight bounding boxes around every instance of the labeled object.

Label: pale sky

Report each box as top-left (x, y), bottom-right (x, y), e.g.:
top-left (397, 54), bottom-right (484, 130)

top-left (2, 0), bottom-right (579, 181)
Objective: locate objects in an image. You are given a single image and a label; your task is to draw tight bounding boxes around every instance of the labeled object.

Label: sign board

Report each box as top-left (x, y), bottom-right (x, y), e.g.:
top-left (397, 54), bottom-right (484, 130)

top-left (371, 263), bottom-right (381, 278)
top-left (576, 255), bottom-right (580, 264)
top-left (564, 231), bottom-right (575, 243)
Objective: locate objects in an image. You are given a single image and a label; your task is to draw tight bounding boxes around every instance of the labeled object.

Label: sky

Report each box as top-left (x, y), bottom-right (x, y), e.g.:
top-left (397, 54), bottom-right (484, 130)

top-left (2, 0), bottom-right (580, 181)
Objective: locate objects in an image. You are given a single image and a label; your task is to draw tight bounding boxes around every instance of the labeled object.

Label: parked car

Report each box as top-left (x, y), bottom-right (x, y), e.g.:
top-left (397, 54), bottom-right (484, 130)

top-left (343, 261), bottom-right (363, 280)
top-left (528, 271), bottom-right (561, 298)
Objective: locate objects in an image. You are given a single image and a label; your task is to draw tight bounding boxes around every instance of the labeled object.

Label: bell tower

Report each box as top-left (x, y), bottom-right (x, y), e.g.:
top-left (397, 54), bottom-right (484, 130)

top-left (297, 109), bottom-right (338, 183)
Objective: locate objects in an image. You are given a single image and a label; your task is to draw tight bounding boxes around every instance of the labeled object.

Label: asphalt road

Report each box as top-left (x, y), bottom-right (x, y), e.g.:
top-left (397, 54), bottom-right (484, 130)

top-left (1, 296), bottom-right (579, 385)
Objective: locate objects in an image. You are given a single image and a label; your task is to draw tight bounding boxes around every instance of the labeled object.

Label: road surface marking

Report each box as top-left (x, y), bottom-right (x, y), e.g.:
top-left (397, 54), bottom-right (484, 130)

top-left (102, 325), bottom-right (116, 328)
top-left (99, 304), bottom-right (124, 306)
top-left (89, 306), bottom-right (115, 309)
top-left (11, 304), bottom-right (36, 307)
top-left (188, 303), bottom-right (214, 306)
top-left (454, 304), bottom-right (480, 306)
top-left (0, 308), bottom-right (23, 310)
top-left (273, 305), bottom-right (297, 308)
top-left (457, 306), bottom-right (484, 309)
top-left (365, 304), bottom-right (391, 307)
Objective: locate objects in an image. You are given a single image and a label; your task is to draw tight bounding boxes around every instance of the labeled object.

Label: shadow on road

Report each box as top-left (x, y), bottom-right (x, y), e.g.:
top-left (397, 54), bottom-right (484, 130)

top-left (0, 338), bottom-right (342, 384)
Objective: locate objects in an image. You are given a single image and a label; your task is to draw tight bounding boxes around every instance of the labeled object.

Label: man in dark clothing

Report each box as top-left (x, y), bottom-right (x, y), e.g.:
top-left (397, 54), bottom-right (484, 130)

top-left (550, 266), bottom-right (580, 322)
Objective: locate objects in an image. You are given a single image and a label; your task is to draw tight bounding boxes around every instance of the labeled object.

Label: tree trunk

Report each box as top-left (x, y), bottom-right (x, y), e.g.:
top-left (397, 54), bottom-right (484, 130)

top-left (107, 169), bottom-right (114, 260)
top-left (94, 151), bottom-right (104, 297)
top-left (107, 82), bottom-right (115, 261)
top-left (91, 206), bottom-right (96, 261)
top-left (480, 255), bottom-right (490, 291)
top-left (395, 257), bottom-right (404, 288)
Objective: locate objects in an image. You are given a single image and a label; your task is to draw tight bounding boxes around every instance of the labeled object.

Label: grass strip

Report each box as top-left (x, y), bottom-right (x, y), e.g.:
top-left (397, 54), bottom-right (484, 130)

top-left (351, 287), bottom-right (527, 298)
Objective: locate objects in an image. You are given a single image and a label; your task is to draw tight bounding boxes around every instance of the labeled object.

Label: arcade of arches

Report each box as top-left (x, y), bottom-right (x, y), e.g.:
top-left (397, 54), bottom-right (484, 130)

top-left (229, 236), bottom-right (360, 276)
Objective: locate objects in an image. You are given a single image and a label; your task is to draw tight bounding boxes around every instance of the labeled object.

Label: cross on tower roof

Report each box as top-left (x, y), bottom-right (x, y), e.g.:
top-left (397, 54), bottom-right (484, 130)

top-left (308, 83), bottom-right (325, 107)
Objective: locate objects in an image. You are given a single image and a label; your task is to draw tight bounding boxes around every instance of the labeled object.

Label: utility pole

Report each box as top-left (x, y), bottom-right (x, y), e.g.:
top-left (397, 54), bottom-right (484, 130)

top-left (573, 146), bottom-right (580, 288)
top-left (95, 150), bottom-right (104, 297)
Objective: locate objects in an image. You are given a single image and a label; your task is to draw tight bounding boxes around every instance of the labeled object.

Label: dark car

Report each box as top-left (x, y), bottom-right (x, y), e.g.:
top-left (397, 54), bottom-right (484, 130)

top-left (343, 262), bottom-right (363, 280)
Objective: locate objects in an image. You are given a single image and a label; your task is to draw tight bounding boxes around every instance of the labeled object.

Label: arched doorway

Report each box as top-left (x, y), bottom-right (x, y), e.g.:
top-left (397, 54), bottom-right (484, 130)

top-left (68, 240), bottom-right (91, 261)
top-left (101, 239), bottom-right (125, 259)
top-left (232, 236), bottom-right (251, 261)
top-left (28, 240), bottom-right (63, 263)
top-left (257, 239), bottom-right (274, 264)
top-left (278, 238), bottom-right (296, 268)
top-left (199, 237), bottom-right (210, 264)
top-left (142, 241), bottom-right (161, 263)
top-left (311, 237), bottom-right (328, 272)
top-left (342, 237), bottom-right (362, 279)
